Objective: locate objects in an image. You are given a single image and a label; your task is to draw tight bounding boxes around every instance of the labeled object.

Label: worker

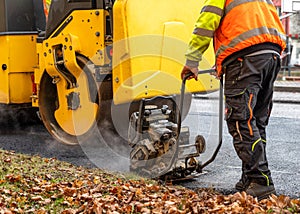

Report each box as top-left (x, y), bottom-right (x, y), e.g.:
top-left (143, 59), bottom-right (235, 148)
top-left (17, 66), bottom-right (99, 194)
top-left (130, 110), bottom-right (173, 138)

top-left (181, 0), bottom-right (286, 200)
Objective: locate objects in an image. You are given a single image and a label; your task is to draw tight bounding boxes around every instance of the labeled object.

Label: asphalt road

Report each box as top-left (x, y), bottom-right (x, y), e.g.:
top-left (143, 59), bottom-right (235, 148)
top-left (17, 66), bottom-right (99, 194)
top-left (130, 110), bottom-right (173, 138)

top-left (178, 91), bottom-right (300, 198)
top-left (0, 90), bottom-right (299, 198)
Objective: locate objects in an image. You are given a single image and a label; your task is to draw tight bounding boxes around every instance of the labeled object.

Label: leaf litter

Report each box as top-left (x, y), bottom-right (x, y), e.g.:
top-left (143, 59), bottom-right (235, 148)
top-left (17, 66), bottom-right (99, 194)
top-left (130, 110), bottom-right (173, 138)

top-left (0, 149), bottom-right (299, 213)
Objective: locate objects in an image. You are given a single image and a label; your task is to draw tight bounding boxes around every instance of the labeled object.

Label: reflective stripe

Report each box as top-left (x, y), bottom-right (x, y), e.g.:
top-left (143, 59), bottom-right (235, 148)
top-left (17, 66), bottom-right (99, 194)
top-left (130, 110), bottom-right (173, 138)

top-left (262, 139), bottom-right (267, 143)
top-left (226, 0), bottom-right (274, 15)
top-left (247, 93), bottom-right (254, 136)
top-left (43, 0), bottom-right (49, 17)
top-left (261, 172), bottom-right (270, 186)
top-left (193, 28), bottom-right (214, 38)
top-left (251, 138), bottom-right (262, 151)
top-left (201, 5), bottom-right (224, 17)
top-left (236, 121), bottom-right (243, 141)
top-left (245, 50), bottom-right (280, 57)
top-left (216, 27), bottom-right (286, 57)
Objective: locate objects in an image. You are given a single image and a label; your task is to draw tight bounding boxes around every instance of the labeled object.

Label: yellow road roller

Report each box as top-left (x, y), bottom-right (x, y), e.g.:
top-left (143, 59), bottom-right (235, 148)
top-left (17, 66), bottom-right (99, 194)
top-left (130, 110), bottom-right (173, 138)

top-left (1, 0), bottom-right (220, 179)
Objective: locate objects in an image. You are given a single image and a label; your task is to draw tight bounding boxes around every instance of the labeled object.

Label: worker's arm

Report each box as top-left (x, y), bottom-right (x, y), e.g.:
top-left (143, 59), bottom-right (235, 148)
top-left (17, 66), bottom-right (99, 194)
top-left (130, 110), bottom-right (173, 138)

top-left (182, 0), bottom-right (226, 80)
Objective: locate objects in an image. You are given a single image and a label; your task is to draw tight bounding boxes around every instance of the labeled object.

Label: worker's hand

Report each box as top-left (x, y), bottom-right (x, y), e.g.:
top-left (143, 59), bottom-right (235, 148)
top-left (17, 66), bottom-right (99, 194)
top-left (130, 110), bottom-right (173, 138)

top-left (209, 66), bottom-right (220, 80)
top-left (181, 66), bottom-right (198, 81)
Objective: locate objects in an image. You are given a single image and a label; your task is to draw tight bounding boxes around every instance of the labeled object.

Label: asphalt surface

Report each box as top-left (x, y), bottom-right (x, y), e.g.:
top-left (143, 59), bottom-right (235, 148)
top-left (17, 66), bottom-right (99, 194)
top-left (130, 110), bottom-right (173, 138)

top-left (178, 87), bottom-right (300, 198)
top-left (0, 80), bottom-right (299, 199)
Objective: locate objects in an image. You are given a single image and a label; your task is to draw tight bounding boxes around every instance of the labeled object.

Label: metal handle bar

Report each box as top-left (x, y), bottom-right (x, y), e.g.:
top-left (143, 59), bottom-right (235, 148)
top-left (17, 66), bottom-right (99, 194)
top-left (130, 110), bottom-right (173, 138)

top-left (178, 68), bottom-right (223, 172)
top-left (180, 68), bottom-right (216, 121)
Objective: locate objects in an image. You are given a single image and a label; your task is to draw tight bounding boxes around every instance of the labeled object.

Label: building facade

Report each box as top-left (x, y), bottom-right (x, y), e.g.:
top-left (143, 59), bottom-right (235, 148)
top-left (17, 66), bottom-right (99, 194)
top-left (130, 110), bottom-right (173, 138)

top-left (273, 0), bottom-right (300, 67)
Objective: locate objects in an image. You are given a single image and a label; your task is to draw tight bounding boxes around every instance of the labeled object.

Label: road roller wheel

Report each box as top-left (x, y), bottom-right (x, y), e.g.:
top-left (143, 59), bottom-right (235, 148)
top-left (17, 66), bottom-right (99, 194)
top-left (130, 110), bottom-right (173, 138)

top-left (38, 55), bottom-right (100, 145)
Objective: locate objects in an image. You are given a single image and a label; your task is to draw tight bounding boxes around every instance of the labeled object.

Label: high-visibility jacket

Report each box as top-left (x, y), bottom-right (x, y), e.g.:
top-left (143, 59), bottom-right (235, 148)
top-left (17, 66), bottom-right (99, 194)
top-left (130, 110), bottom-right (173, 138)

top-left (185, 0), bottom-right (286, 76)
top-left (43, 0), bottom-right (51, 18)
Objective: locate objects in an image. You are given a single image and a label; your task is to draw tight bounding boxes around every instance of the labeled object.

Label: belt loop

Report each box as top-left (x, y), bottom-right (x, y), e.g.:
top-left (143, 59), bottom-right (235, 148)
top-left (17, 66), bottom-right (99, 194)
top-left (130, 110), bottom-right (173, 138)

top-left (222, 65), bottom-right (226, 75)
top-left (273, 53), bottom-right (280, 60)
top-left (238, 57), bottom-right (243, 68)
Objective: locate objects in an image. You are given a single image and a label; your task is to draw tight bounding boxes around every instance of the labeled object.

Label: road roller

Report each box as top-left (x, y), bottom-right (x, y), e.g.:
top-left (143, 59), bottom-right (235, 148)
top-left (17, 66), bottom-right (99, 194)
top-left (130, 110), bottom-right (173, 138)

top-left (0, 0), bottom-right (221, 180)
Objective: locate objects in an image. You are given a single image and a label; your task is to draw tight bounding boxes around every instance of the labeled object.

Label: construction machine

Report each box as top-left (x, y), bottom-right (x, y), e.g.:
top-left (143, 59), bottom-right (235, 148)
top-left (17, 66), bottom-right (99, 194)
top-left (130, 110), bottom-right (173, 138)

top-left (0, 0), bottom-right (44, 124)
top-left (0, 0), bottom-right (221, 180)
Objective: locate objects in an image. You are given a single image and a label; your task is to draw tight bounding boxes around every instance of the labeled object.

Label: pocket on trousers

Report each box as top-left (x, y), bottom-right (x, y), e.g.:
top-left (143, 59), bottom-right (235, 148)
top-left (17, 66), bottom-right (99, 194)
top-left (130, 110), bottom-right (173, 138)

top-left (224, 60), bottom-right (242, 90)
top-left (225, 89), bottom-right (250, 121)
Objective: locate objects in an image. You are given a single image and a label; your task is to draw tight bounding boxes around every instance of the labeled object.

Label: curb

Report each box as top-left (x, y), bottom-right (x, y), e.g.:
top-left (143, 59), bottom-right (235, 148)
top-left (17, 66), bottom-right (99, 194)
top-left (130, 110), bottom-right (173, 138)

top-left (272, 98), bottom-right (300, 104)
top-left (274, 81), bottom-right (300, 93)
top-left (274, 86), bottom-right (300, 93)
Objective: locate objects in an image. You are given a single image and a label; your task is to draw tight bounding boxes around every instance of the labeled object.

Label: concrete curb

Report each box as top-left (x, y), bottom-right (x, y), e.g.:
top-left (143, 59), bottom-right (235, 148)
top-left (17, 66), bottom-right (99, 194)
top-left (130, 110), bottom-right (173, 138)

top-left (274, 86), bottom-right (300, 93)
top-left (274, 81), bottom-right (300, 93)
top-left (193, 82), bottom-right (300, 104)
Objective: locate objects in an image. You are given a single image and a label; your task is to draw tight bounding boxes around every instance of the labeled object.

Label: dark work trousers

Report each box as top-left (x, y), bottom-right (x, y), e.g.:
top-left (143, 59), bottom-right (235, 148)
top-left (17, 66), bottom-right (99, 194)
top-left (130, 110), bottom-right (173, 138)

top-left (224, 52), bottom-right (281, 186)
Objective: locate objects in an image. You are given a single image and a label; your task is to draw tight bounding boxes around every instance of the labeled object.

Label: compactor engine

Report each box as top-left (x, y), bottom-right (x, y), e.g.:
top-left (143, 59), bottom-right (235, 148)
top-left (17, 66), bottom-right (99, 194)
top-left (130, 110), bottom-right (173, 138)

top-left (128, 96), bottom-right (206, 180)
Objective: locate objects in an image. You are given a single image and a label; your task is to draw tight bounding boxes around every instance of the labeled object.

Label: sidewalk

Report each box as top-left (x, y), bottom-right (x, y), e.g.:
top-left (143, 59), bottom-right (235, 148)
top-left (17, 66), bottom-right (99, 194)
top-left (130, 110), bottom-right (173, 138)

top-left (274, 80), bottom-right (300, 92)
top-left (194, 80), bottom-right (300, 104)
top-left (273, 80), bottom-right (300, 103)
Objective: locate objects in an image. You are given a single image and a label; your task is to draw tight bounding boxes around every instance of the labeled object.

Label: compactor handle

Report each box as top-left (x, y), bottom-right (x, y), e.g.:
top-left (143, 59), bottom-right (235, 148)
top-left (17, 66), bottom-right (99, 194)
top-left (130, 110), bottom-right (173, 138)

top-left (179, 68), bottom-right (223, 172)
top-left (180, 68), bottom-right (216, 122)
top-left (181, 68), bottom-right (216, 84)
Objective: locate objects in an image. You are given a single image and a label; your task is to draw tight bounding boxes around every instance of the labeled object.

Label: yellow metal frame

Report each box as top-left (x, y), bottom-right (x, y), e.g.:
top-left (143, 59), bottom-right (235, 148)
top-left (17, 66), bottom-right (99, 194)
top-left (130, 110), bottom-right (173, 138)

top-left (34, 9), bottom-right (107, 135)
top-left (36, 9), bottom-right (107, 77)
top-left (0, 34), bottom-right (37, 104)
top-left (112, 0), bottom-right (219, 105)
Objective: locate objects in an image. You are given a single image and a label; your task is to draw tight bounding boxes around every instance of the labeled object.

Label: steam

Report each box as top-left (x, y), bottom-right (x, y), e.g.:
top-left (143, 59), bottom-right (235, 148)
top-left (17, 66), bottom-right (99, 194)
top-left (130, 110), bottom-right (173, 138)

top-left (79, 118), bottom-right (131, 173)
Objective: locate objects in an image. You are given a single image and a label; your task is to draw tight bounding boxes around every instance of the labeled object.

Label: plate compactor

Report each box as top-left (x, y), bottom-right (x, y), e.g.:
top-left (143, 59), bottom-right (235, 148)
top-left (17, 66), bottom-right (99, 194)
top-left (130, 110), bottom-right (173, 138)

top-left (127, 70), bottom-right (224, 181)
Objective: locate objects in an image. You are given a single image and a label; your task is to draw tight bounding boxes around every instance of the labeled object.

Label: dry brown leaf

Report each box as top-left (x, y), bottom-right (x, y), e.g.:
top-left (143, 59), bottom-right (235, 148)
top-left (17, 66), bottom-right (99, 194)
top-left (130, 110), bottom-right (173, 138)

top-left (4, 158), bottom-right (11, 163)
top-left (124, 192), bottom-right (135, 204)
top-left (5, 174), bottom-right (21, 183)
top-left (140, 207), bottom-right (151, 214)
top-left (63, 187), bottom-right (77, 197)
top-left (30, 195), bottom-right (43, 201)
top-left (61, 209), bottom-right (76, 214)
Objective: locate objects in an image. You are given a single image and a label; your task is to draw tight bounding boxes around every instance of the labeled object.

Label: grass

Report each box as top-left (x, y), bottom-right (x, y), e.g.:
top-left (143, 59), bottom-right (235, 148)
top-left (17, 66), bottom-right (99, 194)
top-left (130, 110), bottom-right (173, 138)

top-left (0, 150), bottom-right (117, 212)
top-left (0, 149), bottom-right (299, 213)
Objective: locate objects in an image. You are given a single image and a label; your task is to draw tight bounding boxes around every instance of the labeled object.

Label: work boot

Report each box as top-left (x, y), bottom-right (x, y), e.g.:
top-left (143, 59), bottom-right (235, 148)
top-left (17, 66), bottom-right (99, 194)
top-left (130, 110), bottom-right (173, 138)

top-left (246, 182), bottom-right (276, 200)
top-left (235, 174), bottom-right (250, 191)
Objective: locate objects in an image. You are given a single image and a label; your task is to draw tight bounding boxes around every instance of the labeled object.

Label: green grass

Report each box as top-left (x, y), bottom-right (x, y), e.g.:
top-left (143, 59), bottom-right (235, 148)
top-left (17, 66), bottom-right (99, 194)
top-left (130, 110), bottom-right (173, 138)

top-left (0, 149), bottom-right (299, 213)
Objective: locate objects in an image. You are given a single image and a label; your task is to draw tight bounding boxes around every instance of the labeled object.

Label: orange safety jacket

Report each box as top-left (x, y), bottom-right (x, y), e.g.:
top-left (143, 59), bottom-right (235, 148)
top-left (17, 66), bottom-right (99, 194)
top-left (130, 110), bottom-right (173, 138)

top-left (43, 0), bottom-right (51, 19)
top-left (185, 0), bottom-right (286, 76)
top-left (214, 0), bottom-right (286, 75)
